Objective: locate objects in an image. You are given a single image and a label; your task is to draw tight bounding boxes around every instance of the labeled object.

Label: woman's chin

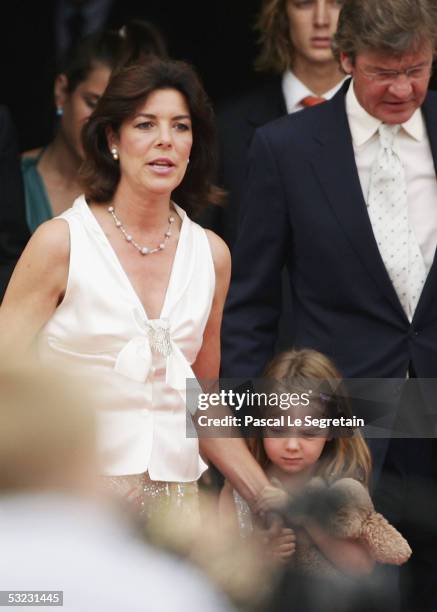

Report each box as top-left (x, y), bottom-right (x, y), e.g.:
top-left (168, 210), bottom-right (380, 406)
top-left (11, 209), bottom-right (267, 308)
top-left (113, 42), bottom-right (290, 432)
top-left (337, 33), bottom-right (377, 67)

top-left (139, 178), bottom-right (183, 199)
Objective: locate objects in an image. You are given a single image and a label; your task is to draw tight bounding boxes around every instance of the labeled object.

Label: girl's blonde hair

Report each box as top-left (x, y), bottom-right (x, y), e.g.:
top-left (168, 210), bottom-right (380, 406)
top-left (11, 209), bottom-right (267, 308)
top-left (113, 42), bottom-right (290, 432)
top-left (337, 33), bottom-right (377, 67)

top-left (248, 349), bottom-right (372, 486)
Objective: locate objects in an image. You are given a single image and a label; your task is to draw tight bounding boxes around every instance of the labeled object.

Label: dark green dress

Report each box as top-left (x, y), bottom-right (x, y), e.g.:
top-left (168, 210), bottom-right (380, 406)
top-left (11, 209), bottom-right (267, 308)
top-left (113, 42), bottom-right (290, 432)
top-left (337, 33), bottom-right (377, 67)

top-left (21, 151), bottom-right (53, 232)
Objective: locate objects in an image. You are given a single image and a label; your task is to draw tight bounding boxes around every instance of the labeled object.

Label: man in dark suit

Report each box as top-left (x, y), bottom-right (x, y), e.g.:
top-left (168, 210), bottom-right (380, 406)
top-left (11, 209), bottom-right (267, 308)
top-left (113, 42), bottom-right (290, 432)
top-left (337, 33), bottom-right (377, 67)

top-left (222, 0), bottom-right (437, 608)
top-left (0, 107), bottom-right (29, 299)
top-left (222, 0), bottom-right (437, 381)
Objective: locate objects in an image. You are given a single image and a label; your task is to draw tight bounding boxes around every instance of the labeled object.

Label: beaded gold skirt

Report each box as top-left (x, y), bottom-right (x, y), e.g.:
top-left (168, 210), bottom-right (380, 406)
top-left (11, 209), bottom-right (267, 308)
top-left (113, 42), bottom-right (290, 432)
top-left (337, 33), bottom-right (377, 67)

top-left (102, 472), bottom-right (199, 528)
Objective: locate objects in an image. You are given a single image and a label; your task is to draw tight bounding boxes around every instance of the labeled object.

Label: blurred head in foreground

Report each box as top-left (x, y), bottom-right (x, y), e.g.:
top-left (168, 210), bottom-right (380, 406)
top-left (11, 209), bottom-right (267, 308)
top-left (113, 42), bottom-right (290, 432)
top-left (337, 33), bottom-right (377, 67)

top-left (0, 360), bottom-right (98, 495)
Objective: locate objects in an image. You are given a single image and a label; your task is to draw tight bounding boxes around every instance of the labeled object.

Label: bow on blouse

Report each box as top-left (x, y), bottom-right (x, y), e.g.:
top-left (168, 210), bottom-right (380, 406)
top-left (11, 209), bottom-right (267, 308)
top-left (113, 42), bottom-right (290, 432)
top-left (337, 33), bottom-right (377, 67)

top-left (113, 317), bottom-right (199, 412)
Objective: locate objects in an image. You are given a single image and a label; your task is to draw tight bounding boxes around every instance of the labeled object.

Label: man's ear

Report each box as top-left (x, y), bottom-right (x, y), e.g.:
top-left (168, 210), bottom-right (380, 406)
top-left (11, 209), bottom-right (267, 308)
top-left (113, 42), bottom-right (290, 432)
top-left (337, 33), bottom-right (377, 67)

top-left (340, 52), bottom-right (354, 75)
top-left (54, 73), bottom-right (69, 113)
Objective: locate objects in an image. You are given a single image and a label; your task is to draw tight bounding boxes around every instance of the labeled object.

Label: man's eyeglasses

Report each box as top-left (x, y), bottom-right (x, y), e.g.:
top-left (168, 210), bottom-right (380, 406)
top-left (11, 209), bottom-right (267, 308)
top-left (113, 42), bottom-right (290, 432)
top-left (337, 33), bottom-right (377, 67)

top-left (358, 63), bottom-right (432, 85)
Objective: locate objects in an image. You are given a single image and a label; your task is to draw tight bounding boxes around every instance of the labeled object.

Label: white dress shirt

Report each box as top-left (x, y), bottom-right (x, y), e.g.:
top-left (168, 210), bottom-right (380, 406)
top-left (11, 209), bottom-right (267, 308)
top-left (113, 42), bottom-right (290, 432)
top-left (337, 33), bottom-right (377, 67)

top-left (346, 81), bottom-right (437, 276)
top-left (282, 70), bottom-right (345, 114)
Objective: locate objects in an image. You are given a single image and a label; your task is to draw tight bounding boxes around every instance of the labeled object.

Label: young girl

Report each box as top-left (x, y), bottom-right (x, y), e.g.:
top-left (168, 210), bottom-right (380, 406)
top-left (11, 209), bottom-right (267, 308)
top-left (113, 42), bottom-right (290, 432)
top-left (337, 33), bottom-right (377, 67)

top-left (219, 349), bottom-right (411, 577)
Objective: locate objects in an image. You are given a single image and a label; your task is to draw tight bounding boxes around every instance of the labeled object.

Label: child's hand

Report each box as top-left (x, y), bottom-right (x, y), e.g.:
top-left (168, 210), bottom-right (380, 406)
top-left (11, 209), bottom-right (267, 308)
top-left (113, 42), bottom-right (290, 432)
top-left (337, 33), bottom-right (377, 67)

top-left (271, 527), bottom-right (296, 563)
top-left (257, 524), bottom-right (296, 564)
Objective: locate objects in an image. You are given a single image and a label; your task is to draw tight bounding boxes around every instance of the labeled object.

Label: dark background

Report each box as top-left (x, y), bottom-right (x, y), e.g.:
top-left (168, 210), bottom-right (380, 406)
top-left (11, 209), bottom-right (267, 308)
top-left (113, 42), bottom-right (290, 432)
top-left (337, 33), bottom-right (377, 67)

top-left (2, 0), bottom-right (265, 150)
top-left (3, 0), bottom-right (437, 151)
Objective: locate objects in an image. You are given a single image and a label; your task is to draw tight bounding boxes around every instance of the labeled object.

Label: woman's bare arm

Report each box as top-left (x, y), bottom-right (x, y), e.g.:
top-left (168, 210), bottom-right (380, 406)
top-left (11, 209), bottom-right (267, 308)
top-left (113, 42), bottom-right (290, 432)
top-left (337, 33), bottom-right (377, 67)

top-left (0, 219), bottom-right (70, 354)
top-left (192, 230), bottom-right (271, 504)
top-left (191, 229), bottom-right (229, 381)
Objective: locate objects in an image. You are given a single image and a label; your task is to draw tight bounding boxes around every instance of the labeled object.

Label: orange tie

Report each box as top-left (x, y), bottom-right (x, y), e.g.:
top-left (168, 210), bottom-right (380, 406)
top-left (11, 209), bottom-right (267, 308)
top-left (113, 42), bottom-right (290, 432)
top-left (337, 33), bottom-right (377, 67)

top-left (301, 95), bottom-right (326, 107)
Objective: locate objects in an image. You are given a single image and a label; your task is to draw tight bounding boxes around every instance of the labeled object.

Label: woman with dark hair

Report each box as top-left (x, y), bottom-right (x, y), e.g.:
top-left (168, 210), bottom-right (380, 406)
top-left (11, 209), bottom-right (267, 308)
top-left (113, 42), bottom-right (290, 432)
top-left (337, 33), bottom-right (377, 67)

top-left (22, 21), bottom-right (167, 233)
top-left (0, 58), bottom-right (274, 520)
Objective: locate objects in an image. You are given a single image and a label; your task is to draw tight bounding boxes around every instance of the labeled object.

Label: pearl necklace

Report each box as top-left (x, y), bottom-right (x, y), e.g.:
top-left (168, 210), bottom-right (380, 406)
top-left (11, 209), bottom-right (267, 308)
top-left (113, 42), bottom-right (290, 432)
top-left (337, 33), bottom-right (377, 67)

top-left (107, 206), bottom-right (175, 255)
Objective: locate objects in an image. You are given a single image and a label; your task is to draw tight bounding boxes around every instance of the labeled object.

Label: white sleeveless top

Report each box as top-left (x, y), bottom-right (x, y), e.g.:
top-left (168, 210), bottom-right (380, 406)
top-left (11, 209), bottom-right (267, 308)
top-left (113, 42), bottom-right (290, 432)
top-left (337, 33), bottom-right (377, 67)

top-left (38, 196), bottom-right (215, 481)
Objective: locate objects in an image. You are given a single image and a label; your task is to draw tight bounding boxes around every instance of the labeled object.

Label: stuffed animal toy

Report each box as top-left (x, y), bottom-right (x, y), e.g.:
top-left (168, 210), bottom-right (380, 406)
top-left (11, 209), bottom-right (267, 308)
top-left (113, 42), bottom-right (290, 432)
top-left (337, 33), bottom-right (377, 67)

top-left (283, 477), bottom-right (411, 577)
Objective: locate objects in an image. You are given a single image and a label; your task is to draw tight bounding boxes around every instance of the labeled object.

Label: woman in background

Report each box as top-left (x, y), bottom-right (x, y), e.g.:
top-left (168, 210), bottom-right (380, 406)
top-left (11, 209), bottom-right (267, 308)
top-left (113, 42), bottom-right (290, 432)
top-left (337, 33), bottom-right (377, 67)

top-left (22, 21), bottom-right (167, 232)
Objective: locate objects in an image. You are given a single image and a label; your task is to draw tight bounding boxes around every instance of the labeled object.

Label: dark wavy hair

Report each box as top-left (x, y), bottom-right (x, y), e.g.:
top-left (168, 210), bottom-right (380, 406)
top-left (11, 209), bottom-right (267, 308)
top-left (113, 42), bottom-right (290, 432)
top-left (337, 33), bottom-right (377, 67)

top-left (80, 58), bottom-right (223, 216)
top-left (61, 20), bottom-right (167, 93)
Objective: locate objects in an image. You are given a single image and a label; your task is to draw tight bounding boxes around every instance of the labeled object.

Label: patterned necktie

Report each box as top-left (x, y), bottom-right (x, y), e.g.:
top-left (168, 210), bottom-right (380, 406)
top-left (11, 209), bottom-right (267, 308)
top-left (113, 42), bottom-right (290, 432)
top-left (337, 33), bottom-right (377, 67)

top-left (367, 123), bottom-right (426, 320)
top-left (300, 95), bottom-right (326, 107)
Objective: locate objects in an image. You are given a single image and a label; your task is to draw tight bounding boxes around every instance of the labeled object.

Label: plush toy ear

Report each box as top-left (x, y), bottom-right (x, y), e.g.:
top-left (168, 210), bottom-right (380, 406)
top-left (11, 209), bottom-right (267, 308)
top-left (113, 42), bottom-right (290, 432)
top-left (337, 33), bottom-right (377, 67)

top-left (361, 513), bottom-right (412, 565)
top-left (323, 478), bottom-right (372, 539)
top-left (326, 505), bottom-right (364, 539)
top-left (305, 476), bottom-right (327, 493)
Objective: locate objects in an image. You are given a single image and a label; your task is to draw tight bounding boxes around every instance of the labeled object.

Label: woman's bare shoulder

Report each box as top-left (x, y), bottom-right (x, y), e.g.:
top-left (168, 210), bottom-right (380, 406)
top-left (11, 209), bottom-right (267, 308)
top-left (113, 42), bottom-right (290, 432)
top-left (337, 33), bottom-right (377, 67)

top-left (204, 229), bottom-right (231, 273)
top-left (32, 217), bottom-right (70, 244)
top-left (1, 218), bottom-right (70, 319)
top-left (24, 218), bottom-right (70, 267)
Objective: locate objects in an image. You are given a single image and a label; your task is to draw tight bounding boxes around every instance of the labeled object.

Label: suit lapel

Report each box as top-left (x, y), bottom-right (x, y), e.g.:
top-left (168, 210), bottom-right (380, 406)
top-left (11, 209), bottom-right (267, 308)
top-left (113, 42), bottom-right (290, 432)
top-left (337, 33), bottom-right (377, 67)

top-left (412, 94), bottom-right (437, 322)
top-left (309, 84), bottom-right (407, 318)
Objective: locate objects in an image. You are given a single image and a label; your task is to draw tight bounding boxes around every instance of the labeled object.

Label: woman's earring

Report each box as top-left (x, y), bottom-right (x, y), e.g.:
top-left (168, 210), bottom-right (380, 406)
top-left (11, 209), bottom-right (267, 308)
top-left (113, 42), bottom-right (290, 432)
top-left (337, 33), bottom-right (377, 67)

top-left (56, 107), bottom-right (63, 117)
top-left (111, 146), bottom-right (119, 161)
